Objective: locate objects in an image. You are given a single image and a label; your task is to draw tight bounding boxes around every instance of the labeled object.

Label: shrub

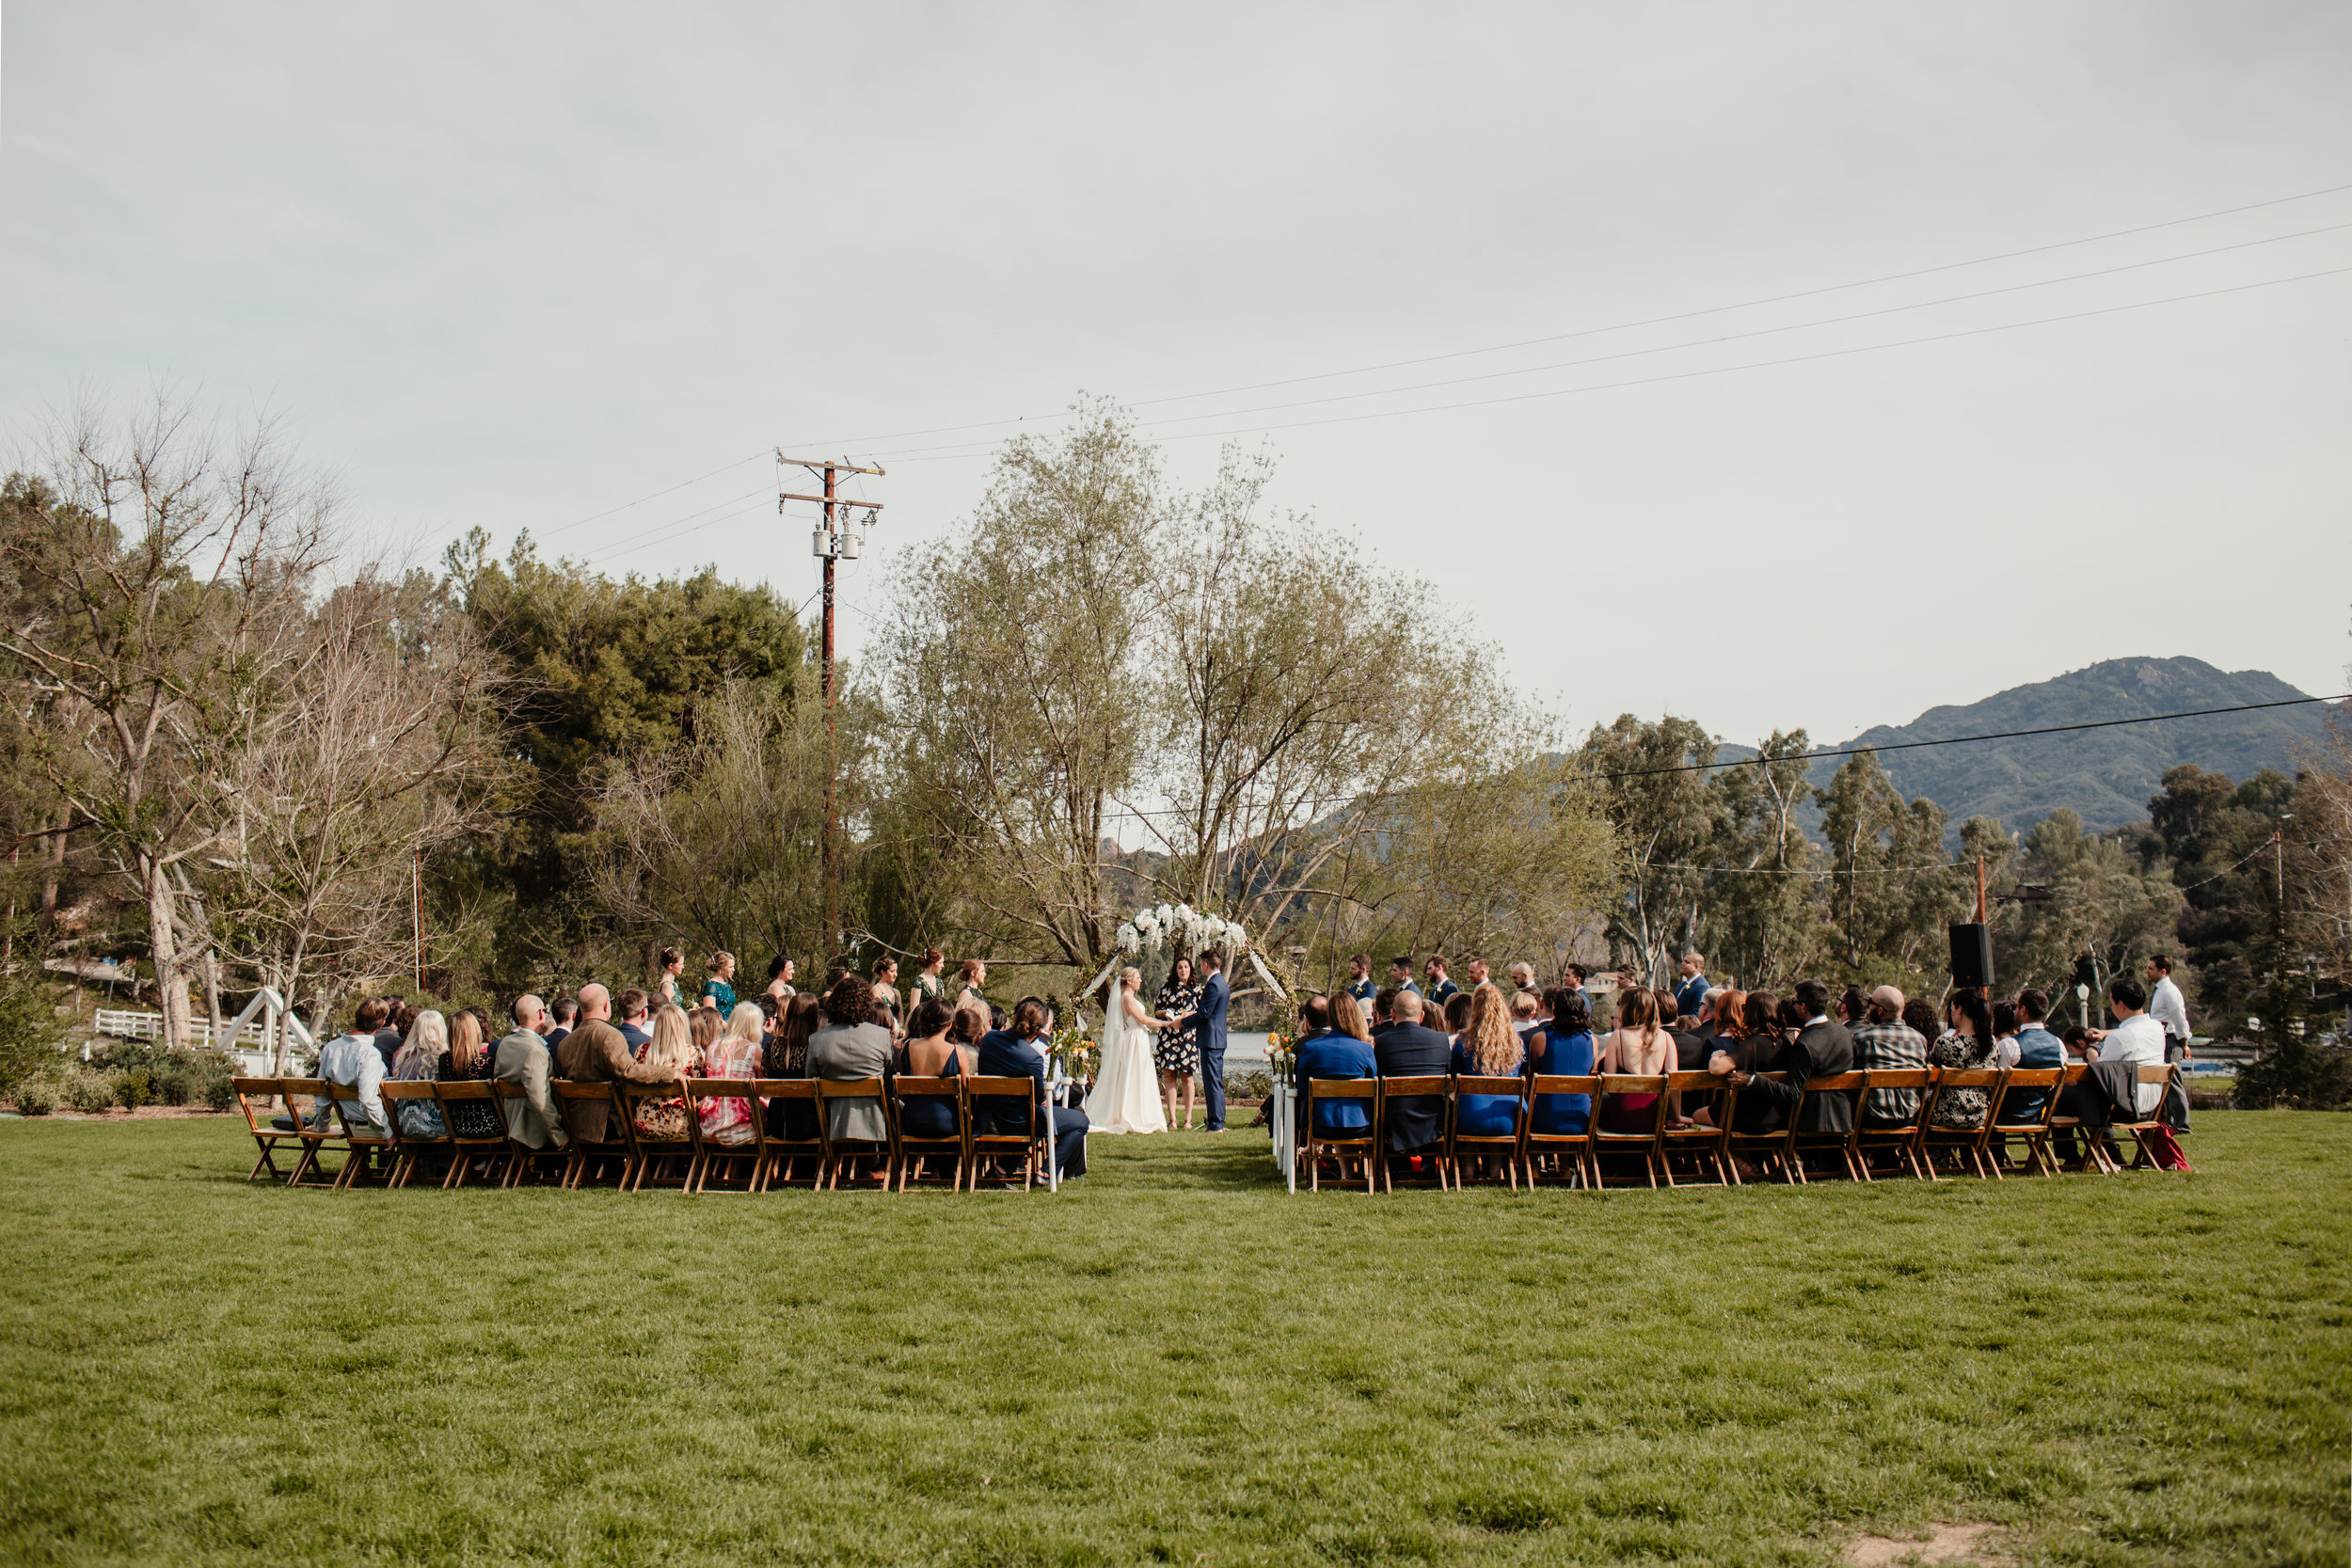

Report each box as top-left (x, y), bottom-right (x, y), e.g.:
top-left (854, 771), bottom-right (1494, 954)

top-left (200, 1069), bottom-right (237, 1113)
top-left (115, 1069), bottom-right (154, 1111)
top-left (0, 961), bottom-right (65, 1102)
top-left (62, 1070), bottom-right (119, 1115)
top-left (151, 1064), bottom-right (195, 1106)
top-left (1228, 1067), bottom-right (1273, 1103)
top-left (12, 1077), bottom-right (57, 1116)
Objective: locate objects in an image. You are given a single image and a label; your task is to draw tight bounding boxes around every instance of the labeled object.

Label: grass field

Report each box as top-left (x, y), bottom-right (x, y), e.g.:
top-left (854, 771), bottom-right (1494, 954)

top-left (2, 1113), bottom-right (2346, 1567)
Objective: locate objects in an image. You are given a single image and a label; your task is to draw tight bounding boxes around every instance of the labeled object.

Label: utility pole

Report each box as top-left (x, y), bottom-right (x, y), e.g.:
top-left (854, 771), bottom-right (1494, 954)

top-left (778, 453), bottom-right (886, 960)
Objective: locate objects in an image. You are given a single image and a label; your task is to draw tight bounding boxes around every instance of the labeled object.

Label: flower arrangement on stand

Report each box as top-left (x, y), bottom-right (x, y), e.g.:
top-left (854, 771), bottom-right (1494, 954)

top-left (1048, 1023), bottom-right (1098, 1087)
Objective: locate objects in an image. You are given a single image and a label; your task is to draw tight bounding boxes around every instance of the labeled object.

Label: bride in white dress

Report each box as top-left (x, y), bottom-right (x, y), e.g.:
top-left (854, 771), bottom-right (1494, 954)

top-left (1088, 967), bottom-right (1176, 1133)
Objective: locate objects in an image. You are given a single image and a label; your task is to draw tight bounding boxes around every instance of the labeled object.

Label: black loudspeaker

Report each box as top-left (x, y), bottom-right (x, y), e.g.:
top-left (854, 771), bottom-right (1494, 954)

top-left (1949, 924), bottom-right (1994, 990)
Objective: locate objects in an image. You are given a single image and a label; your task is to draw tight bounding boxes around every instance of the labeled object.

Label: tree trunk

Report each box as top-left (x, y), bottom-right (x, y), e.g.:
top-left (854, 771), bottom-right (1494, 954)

top-left (40, 813), bottom-right (67, 931)
top-left (142, 857), bottom-right (190, 1052)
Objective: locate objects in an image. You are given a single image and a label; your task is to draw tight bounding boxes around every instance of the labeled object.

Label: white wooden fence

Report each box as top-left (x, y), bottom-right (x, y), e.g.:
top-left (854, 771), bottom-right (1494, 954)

top-left (91, 989), bottom-right (317, 1075)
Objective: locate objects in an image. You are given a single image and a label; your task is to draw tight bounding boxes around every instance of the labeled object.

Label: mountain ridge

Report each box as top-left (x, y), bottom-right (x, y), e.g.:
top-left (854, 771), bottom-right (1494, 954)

top-left (1714, 656), bottom-right (2341, 837)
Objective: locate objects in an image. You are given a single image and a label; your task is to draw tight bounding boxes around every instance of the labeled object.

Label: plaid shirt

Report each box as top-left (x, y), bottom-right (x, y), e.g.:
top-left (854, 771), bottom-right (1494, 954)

top-left (1850, 1020), bottom-right (1928, 1121)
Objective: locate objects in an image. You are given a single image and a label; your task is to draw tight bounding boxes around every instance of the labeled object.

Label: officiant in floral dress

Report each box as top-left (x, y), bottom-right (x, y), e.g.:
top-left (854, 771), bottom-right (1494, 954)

top-left (1156, 956), bottom-right (1203, 1132)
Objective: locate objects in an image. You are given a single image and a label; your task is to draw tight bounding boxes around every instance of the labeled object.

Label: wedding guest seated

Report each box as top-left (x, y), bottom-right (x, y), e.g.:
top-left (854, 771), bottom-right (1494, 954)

top-left (1928, 990), bottom-right (1998, 1133)
top-left (1597, 987), bottom-right (1675, 1136)
top-left (1850, 985), bottom-right (1928, 1127)
top-left (2053, 977), bottom-right (2168, 1169)
top-left (1900, 997), bottom-right (1941, 1044)
top-left (282, 1002), bottom-right (389, 1134)
top-left (1371, 990), bottom-right (1451, 1153)
top-left (631, 1005), bottom-right (697, 1141)
top-left (1663, 989), bottom-right (1708, 1070)
top-left (897, 997), bottom-right (970, 1143)
top-left (1450, 984), bottom-right (1526, 1144)
top-left (808, 974), bottom-right (896, 1178)
top-left (1526, 987), bottom-right (1597, 1136)
top-left (691, 1002), bottom-right (764, 1147)
top-left (615, 988), bottom-right (653, 1053)
top-left (545, 995), bottom-right (577, 1050)
top-left (363, 997), bottom-right (401, 1071)
top-left (1511, 990), bottom-right (1542, 1037)
top-left (945, 1003), bottom-right (985, 1075)
top-left (555, 983), bottom-right (664, 1144)
top-left (1685, 989), bottom-right (1742, 1128)
top-left (1708, 979), bottom-right (1852, 1148)
top-left (977, 998), bottom-right (1089, 1178)
top-left (1295, 993), bottom-right (1376, 1145)
top-left (1994, 988), bottom-right (2067, 1125)
top-left (762, 992), bottom-right (824, 1144)
top-left (1442, 990), bottom-right (1473, 1043)
top-left (1837, 985), bottom-right (1869, 1033)
top-left (493, 995), bottom-right (569, 1152)
top-left (1371, 986), bottom-right (1402, 1031)
top-left (389, 1008), bottom-right (452, 1141)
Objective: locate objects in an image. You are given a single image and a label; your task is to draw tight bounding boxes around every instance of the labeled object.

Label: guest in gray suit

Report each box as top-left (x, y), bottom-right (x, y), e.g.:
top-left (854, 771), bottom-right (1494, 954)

top-left (493, 994), bottom-right (570, 1150)
top-left (806, 973), bottom-right (896, 1154)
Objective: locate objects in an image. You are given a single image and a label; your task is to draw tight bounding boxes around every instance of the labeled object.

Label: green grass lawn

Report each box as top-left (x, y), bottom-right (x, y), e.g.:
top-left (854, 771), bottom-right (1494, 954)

top-left (2, 1114), bottom-right (2346, 1567)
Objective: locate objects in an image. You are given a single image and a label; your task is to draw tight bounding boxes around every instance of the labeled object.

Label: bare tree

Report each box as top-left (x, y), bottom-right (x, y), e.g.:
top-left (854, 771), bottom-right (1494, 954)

top-left (2, 392), bottom-right (335, 1049)
top-left (205, 572), bottom-right (503, 1058)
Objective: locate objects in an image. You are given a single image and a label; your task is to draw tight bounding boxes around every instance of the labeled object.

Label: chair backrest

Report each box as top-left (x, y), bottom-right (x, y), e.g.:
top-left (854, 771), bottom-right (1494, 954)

top-left (890, 1076), bottom-right (965, 1141)
top-left (752, 1076), bottom-right (824, 1148)
top-left (1380, 1074), bottom-right (1449, 1096)
top-left (1804, 1071), bottom-right (1867, 1093)
top-left (966, 1075), bottom-right (1038, 1142)
top-left (816, 1075), bottom-right (884, 1102)
top-left (326, 1082), bottom-right (390, 1147)
top-left (280, 1077), bottom-right (334, 1134)
top-left (1994, 1066), bottom-right (2063, 1129)
top-left (1308, 1076), bottom-right (1377, 1101)
top-left (1865, 1069), bottom-right (1933, 1092)
top-left (2135, 1063), bottom-right (2172, 1086)
top-left (379, 1080), bottom-right (446, 1143)
top-left (1452, 1076), bottom-right (1526, 1135)
top-left (1595, 1074), bottom-right (1667, 1136)
top-left (231, 1076), bottom-right (284, 1135)
top-left (552, 1079), bottom-right (624, 1146)
top-left (612, 1079), bottom-right (691, 1143)
top-left (433, 1079), bottom-right (504, 1142)
top-left (1529, 1074), bottom-right (1599, 1097)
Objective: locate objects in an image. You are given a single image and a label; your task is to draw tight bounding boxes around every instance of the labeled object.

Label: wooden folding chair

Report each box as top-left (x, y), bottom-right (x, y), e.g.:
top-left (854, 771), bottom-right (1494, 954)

top-left (552, 1081), bottom-right (636, 1190)
top-left (377, 1081), bottom-right (449, 1188)
top-left (326, 1083), bottom-right (396, 1190)
top-left (2112, 1064), bottom-right (2183, 1172)
top-left (278, 1078), bottom-right (349, 1189)
top-left (816, 1077), bottom-right (894, 1191)
top-left (1917, 1068), bottom-right (2009, 1180)
top-left (615, 1081), bottom-right (697, 1192)
top-left (2042, 1062), bottom-right (2107, 1172)
top-left (1655, 1070), bottom-right (1733, 1187)
top-left (683, 1078), bottom-right (767, 1194)
top-left (1302, 1077), bottom-right (1380, 1194)
top-left (433, 1080), bottom-right (513, 1188)
top-left (1591, 1074), bottom-right (1668, 1190)
top-left (232, 1076), bottom-right (304, 1183)
top-left (1985, 1068), bottom-right (2064, 1177)
top-left (1375, 1076), bottom-right (1454, 1192)
top-left (888, 1077), bottom-right (968, 1192)
top-left (1786, 1072), bottom-right (1867, 1183)
top-left (756, 1079), bottom-right (827, 1190)
top-left (1448, 1076), bottom-right (1529, 1190)
top-left (492, 1081), bottom-right (569, 1188)
top-left (1524, 1075), bottom-right (1599, 1189)
top-left (967, 1074), bottom-right (1046, 1191)
top-left (1850, 1069), bottom-right (1934, 1181)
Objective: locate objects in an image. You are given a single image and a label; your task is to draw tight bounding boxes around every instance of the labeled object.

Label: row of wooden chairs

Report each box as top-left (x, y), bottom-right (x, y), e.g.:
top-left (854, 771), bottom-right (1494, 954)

top-left (1297, 1061), bottom-right (2182, 1191)
top-left (231, 1072), bottom-right (1069, 1195)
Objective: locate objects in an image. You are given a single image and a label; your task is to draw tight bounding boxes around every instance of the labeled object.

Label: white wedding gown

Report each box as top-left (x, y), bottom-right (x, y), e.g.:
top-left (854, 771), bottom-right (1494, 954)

top-left (1087, 989), bottom-right (1168, 1133)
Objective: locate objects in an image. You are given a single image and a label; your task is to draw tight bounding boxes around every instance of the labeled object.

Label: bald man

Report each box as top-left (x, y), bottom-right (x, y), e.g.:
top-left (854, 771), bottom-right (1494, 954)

top-left (555, 982), bottom-right (665, 1144)
top-left (494, 994), bottom-right (569, 1150)
top-left (1850, 984), bottom-right (1929, 1126)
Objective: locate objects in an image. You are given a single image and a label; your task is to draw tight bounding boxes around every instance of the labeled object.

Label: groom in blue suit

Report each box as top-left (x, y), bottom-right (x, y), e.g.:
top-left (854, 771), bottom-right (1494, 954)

top-left (1182, 950), bottom-right (1232, 1132)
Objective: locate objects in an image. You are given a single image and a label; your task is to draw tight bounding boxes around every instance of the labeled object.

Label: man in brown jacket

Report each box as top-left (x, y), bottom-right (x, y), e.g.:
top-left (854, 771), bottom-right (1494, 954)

top-left (554, 983), bottom-right (665, 1142)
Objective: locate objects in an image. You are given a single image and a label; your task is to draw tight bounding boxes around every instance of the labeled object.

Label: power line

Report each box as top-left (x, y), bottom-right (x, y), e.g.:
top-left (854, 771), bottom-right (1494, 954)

top-left (773, 178), bottom-right (2352, 454)
top-left (533, 452), bottom-right (769, 541)
top-left (872, 261), bottom-right (2352, 466)
top-left (1086, 692), bottom-right (2350, 826)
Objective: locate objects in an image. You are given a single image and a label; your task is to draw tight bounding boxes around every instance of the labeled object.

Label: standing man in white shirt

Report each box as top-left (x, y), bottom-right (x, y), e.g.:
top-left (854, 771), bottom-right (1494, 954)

top-left (2145, 954), bottom-right (2193, 1131)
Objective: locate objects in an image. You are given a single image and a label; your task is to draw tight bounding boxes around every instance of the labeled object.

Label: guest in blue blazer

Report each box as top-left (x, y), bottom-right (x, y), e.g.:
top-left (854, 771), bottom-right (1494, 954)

top-left (1525, 987), bottom-right (1597, 1135)
top-left (976, 997), bottom-right (1089, 1178)
top-left (1180, 950), bottom-right (1232, 1132)
top-left (1294, 992), bottom-right (1377, 1145)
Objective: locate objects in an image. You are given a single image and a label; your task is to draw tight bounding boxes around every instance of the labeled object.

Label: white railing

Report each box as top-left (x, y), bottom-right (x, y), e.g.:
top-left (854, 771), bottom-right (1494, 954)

top-left (91, 989), bottom-right (317, 1075)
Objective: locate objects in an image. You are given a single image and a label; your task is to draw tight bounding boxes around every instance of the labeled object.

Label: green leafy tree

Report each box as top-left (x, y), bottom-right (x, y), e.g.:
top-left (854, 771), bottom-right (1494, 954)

top-left (1702, 730), bottom-right (1818, 990)
top-left (445, 529), bottom-right (805, 982)
top-left (2148, 763), bottom-right (2296, 1033)
top-left (1577, 715), bottom-right (1722, 985)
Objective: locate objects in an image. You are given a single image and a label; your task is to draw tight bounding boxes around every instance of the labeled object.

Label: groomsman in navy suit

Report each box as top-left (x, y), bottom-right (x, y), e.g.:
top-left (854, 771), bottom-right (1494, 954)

top-left (1183, 950), bottom-right (1232, 1132)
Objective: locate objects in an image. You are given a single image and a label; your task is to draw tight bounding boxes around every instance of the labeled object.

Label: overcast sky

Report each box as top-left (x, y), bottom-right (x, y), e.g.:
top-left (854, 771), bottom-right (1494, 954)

top-left (5, 2), bottom-right (2348, 748)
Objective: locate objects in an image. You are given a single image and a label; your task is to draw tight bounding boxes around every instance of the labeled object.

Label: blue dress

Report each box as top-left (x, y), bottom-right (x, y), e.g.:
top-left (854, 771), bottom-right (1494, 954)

top-left (1526, 1027), bottom-right (1596, 1134)
top-left (894, 1044), bottom-right (967, 1139)
top-left (1450, 1039), bottom-right (1525, 1136)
